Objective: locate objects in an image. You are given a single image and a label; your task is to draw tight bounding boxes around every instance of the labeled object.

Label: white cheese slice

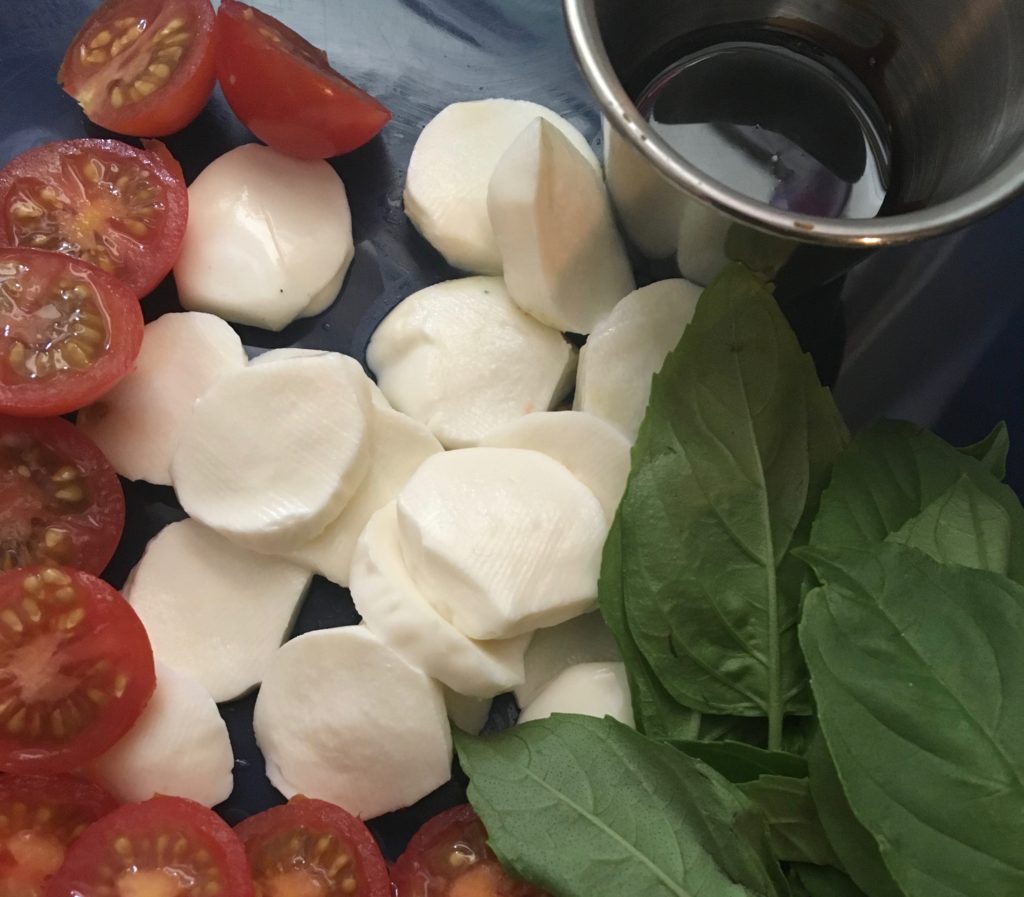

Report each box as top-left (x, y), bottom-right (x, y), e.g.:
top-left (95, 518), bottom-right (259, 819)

top-left (518, 662), bottom-right (634, 727)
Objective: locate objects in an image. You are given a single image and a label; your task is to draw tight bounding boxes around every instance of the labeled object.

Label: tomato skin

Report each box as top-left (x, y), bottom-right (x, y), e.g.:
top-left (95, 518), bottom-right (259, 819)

top-left (44, 795), bottom-right (255, 897)
top-left (0, 773), bottom-right (117, 894)
top-left (216, 0), bottom-right (391, 159)
top-left (0, 139), bottom-right (188, 298)
top-left (235, 796), bottom-right (391, 897)
top-left (0, 415), bottom-right (125, 576)
top-left (0, 566), bottom-right (156, 775)
top-left (392, 805), bottom-right (551, 897)
top-left (58, 0), bottom-right (217, 137)
top-left (0, 248), bottom-right (144, 418)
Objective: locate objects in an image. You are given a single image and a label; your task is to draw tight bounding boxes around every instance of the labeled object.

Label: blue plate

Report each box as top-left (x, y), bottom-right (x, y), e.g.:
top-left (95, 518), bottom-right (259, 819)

top-left (3, 0), bottom-right (1023, 859)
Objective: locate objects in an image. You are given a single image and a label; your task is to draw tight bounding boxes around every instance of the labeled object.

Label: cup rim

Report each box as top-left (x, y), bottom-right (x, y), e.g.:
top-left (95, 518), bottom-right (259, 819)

top-left (563, 0), bottom-right (1024, 248)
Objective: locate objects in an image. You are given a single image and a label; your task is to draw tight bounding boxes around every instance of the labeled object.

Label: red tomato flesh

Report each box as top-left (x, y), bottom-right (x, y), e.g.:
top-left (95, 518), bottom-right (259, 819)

top-left (391, 805), bottom-right (551, 897)
top-left (0, 139), bottom-right (188, 297)
top-left (0, 567), bottom-right (155, 774)
top-left (216, 0), bottom-right (391, 159)
top-left (235, 797), bottom-right (391, 897)
top-left (0, 416), bottom-right (125, 575)
top-left (0, 248), bottom-right (144, 417)
top-left (0, 773), bottom-right (117, 896)
top-left (58, 0), bottom-right (217, 138)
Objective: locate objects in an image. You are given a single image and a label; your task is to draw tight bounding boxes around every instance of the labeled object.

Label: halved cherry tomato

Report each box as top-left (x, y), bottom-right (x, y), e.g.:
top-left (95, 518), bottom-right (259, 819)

top-left (391, 804), bottom-right (551, 897)
top-left (44, 795), bottom-right (255, 897)
top-left (0, 248), bottom-right (143, 418)
top-left (0, 566), bottom-right (155, 774)
top-left (235, 797), bottom-right (391, 897)
top-left (216, 0), bottom-right (391, 159)
top-left (0, 139), bottom-right (188, 297)
top-left (58, 0), bottom-right (217, 137)
top-left (0, 773), bottom-right (117, 895)
top-left (0, 416), bottom-right (125, 575)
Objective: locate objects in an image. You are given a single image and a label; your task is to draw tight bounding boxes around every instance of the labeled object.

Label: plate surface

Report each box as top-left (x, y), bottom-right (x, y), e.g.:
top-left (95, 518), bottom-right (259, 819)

top-left (3, 0), bottom-right (1023, 858)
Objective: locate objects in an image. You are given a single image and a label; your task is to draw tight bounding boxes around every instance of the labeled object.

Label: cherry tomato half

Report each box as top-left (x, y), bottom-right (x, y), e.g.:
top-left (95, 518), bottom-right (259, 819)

top-left (58, 0), bottom-right (217, 137)
top-left (391, 804), bottom-right (551, 897)
top-left (216, 0), bottom-right (391, 160)
top-left (0, 773), bottom-right (117, 895)
top-left (0, 248), bottom-right (144, 418)
top-left (0, 566), bottom-right (155, 774)
top-left (44, 795), bottom-right (254, 897)
top-left (0, 416), bottom-right (125, 575)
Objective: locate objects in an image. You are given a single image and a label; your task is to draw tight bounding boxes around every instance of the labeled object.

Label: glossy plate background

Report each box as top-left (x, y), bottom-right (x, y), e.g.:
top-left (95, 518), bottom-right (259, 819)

top-left (3, 0), bottom-right (1023, 857)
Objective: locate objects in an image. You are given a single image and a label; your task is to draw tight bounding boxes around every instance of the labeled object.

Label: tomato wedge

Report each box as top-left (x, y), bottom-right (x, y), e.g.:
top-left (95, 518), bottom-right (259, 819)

top-left (0, 773), bottom-right (117, 895)
top-left (391, 804), bottom-right (551, 897)
top-left (58, 0), bottom-right (217, 137)
top-left (44, 795), bottom-right (254, 897)
top-left (0, 416), bottom-right (125, 575)
top-left (0, 139), bottom-right (188, 298)
top-left (216, 0), bottom-right (391, 159)
top-left (0, 248), bottom-right (144, 418)
top-left (0, 566), bottom-right (155, 774)
top-left (235, 797), bottom-right (391, 897)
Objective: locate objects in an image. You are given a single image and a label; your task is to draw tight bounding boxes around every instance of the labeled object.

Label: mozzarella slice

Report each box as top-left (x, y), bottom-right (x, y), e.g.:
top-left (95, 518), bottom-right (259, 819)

top-left (287, 406), bottom-right (442, 587)
top-left (676, 199), bottom-right (732, 286)
top-left (481, 411), bottom-right (630, 521)
top-left (488, 118), bottom-right (635, 334)
top-left (515, 611), bottom-right (623, 707)
top-left (351, 502), bottom-right (529, 697)
top-left (396, 448), bottom-right (607, 639)
top-left (86, 662), bottom-right (234, 807)
top-left (254, 626), bottom-right (452, 819)
top-left (367, 277), bottom-right (576, 449)
top-left (77, 313), bottom-right (246, 486)
top-left (125, 519), bottom-right (312, 702)
top-left (444, 689), bottom-right (492, 735)
top-left (172, 353), bottom-right (372, 552)
top-left (174, 144), bottom-right (354, 331)
top-left (404, 99), bottom-right (598, 273)
top-left (575, 278), bottom-right (703, 441)
top-left (518, 662), bottom-right (634, 727)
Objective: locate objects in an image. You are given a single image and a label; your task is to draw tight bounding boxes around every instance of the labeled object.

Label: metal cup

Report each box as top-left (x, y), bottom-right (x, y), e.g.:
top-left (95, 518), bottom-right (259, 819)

top-left (564, 0), bottom-right (1024, 296)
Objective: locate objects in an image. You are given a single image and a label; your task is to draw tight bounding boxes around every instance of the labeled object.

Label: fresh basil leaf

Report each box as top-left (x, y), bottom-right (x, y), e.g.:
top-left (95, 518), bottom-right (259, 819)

top-left (799, 543), bottom-right (1024, 897)
top-left (810, 420), bottom-right (1024, 582)
top-left (671, 740), bottom-right (807, 783)
top-left (610, 263), bottom-right (847, 748)
top-left (886, 473), bottom-right (1011, 574)
top-left (957, 421), bottom-right (1009, 480)
top-left (739, 776), bottom-right (840, 867)
top-left (456, 714), bottom-right (789, 897)
top-left (789, 864), bottom-right (871, 897)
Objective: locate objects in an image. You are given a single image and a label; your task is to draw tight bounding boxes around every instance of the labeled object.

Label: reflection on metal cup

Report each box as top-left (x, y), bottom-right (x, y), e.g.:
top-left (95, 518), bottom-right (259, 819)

top-left (564, 0), bottom-right (1024, 296)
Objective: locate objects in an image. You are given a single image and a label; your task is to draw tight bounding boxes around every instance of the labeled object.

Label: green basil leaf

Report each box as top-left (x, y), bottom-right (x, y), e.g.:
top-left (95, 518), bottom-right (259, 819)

top-left (886, 474), bottom-right (1011, 574)
top-left (456, 714), bottom-right (789, 897)
top-left (610, 263), bottom-right (847, 748)
top-left (789, 864), bottom-right (871, 897)
top-left (957, 421), bottom-right (1009, 480)
top-left (739, 775), bottom-right (839, 867)
top-left (799, 543), bottom-right (1024, 897)
top-left (671, 740), bottom-right (807, 783)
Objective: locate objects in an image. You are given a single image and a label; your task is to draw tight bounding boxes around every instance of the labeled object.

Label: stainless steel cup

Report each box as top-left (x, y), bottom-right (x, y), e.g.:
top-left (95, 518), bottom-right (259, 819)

top-left (564, 0), bottom-right (1024, 296)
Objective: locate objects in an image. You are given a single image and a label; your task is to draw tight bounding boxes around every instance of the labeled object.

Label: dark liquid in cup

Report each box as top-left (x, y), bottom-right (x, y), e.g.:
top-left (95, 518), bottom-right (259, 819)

top-left (636, 41), bottom-right (892, 219)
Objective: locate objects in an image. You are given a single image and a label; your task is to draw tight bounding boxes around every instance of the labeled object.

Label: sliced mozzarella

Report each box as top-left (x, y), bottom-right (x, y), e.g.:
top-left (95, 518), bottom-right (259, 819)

top-left (76, 313), bottom-right (246, 486)
top-left (488, 118), bottom-right (635, 334)
top-left (287, 407), bottom-right (442, 587)
top-left (174, 144), bottom-right (354, 331)
top-left (515, 611), bottom-right (623, 707)
top-left (367, 277), bottom-right (575, 449)
top-left (396, 448), bottom-right (607, 639)
top-left (675, 199), bottom-right (732, 286)
top-left (518, 662), bottom-right (634, 727)
top-left (444, 689), bottom-right (492, 735)
top-left (481, 411), bottom-right (630, 521)
top-left (172, 353), bottom-right (372, 552)
top-left (86, 662), bottom-right (233, 807)
top-left (575, 278), bottom-right (703, 441)
top-left (125, 519), bottom-right (311, 702)
top-left (404, 99), bottom-right (598, 274)
top-left (254, 626), bottom-right (452, 819)
top-left (351, 502), bottom-right (529, 697)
